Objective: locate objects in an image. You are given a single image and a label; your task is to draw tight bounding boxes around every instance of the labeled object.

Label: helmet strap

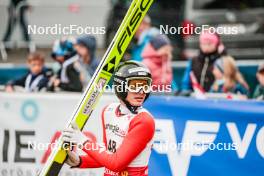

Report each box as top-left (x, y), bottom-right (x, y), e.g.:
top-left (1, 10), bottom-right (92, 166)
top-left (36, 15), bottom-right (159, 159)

top-left (122, 99), bottom-right (139, 114)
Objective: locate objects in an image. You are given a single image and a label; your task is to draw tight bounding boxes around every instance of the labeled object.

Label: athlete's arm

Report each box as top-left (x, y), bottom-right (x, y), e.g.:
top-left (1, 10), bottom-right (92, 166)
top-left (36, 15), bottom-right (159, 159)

top-left (82, 112), bottom-right (155, 172)
top-left (78, 154), bottom-right (103, 168)
top-left (65, 150), bottom-right (103, 168)
top-left (78, 105), bottom-right (108, 168)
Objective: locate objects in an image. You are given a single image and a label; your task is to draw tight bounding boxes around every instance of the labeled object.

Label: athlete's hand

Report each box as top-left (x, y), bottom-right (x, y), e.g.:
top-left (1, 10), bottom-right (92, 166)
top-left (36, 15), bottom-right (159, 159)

top-left (62, 122), bottom-right (89, 148)
top-left (65, 150), bottom-right (80, 167)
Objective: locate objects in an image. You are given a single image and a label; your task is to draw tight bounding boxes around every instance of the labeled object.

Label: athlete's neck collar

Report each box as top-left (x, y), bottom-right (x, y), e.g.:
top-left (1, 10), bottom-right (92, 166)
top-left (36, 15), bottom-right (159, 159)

top-left (119, 101), bottom-right (141, 115)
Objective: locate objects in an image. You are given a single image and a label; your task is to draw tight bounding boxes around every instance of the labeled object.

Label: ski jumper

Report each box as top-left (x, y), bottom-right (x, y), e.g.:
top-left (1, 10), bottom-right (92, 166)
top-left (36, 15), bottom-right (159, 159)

top-left (78, 102), bottom-right (155, 176)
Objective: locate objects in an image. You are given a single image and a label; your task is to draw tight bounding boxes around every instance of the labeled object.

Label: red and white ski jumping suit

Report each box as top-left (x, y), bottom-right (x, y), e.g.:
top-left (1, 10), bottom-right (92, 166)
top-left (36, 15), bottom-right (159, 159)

top-left (78, 103), bottom-right (155, 176)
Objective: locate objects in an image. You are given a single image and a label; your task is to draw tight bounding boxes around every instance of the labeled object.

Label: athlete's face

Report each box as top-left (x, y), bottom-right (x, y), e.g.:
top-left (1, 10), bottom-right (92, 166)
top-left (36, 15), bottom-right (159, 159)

top-left (126, 90), bottom-right (146, 106)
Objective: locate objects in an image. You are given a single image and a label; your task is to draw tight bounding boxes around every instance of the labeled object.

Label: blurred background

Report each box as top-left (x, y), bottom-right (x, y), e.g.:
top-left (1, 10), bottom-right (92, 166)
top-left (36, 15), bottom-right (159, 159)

top-left (0, 0), bottom-right (264, 175)
top-left (0, 0), bottom-right (264, 97)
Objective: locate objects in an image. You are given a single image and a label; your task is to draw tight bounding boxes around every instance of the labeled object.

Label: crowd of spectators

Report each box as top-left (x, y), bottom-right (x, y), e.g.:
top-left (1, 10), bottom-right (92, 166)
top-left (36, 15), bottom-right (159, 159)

top-left (5, 35), bottom-right (99, 93)
top-left (3, 15), bottom-right (264, 101)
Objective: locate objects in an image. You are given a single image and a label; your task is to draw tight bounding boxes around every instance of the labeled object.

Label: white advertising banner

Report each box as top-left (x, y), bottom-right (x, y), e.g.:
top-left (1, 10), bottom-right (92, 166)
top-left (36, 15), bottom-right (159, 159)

top-left (0, 92), bottom-right (119, 176)
top-left (2, 92), bottom-right (264, 176)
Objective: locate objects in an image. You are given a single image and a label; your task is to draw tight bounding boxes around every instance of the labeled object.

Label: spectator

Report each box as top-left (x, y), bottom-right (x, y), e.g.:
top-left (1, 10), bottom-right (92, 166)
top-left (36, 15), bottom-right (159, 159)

top-left (2, 0), bottom-right (35, 52)
top-left (211, 56), bottom-right (249, 97)
top-left (74, 35), bottom-right (99, 87)
top-left (253, 63), bottom-right (264, 100)
top-left (3, 0), bottom-right (31, 42)
top-left (49, 39), bottom-right (82, 92)
top-left (131, 15), bottom-right (159, 62)
top-left (181, 31), bottom-right (226, 94)
top-left (5, 52), bottom-right (50, 92)
top-left (142, 34), bottom-right (173, 92)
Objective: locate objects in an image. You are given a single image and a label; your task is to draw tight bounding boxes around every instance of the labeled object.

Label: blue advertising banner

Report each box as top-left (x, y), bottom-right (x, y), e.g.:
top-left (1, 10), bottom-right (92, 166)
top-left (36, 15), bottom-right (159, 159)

top-left (145, 96), bottom-right (264, 176)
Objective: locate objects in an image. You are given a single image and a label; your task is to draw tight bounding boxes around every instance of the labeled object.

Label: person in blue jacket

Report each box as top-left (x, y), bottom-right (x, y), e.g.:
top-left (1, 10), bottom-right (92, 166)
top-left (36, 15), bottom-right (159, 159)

top-left (5, 52), bottom-right (51, 92)
top-left (74, 35), bottom-right (100, 87)
top-left (130, 15), bottom-right (159, 62)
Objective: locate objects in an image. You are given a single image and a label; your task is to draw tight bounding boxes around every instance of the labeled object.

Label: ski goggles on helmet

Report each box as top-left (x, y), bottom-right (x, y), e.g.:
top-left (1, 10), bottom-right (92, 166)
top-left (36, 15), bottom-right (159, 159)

top-left (126, 77), bottom-right (152, 93)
